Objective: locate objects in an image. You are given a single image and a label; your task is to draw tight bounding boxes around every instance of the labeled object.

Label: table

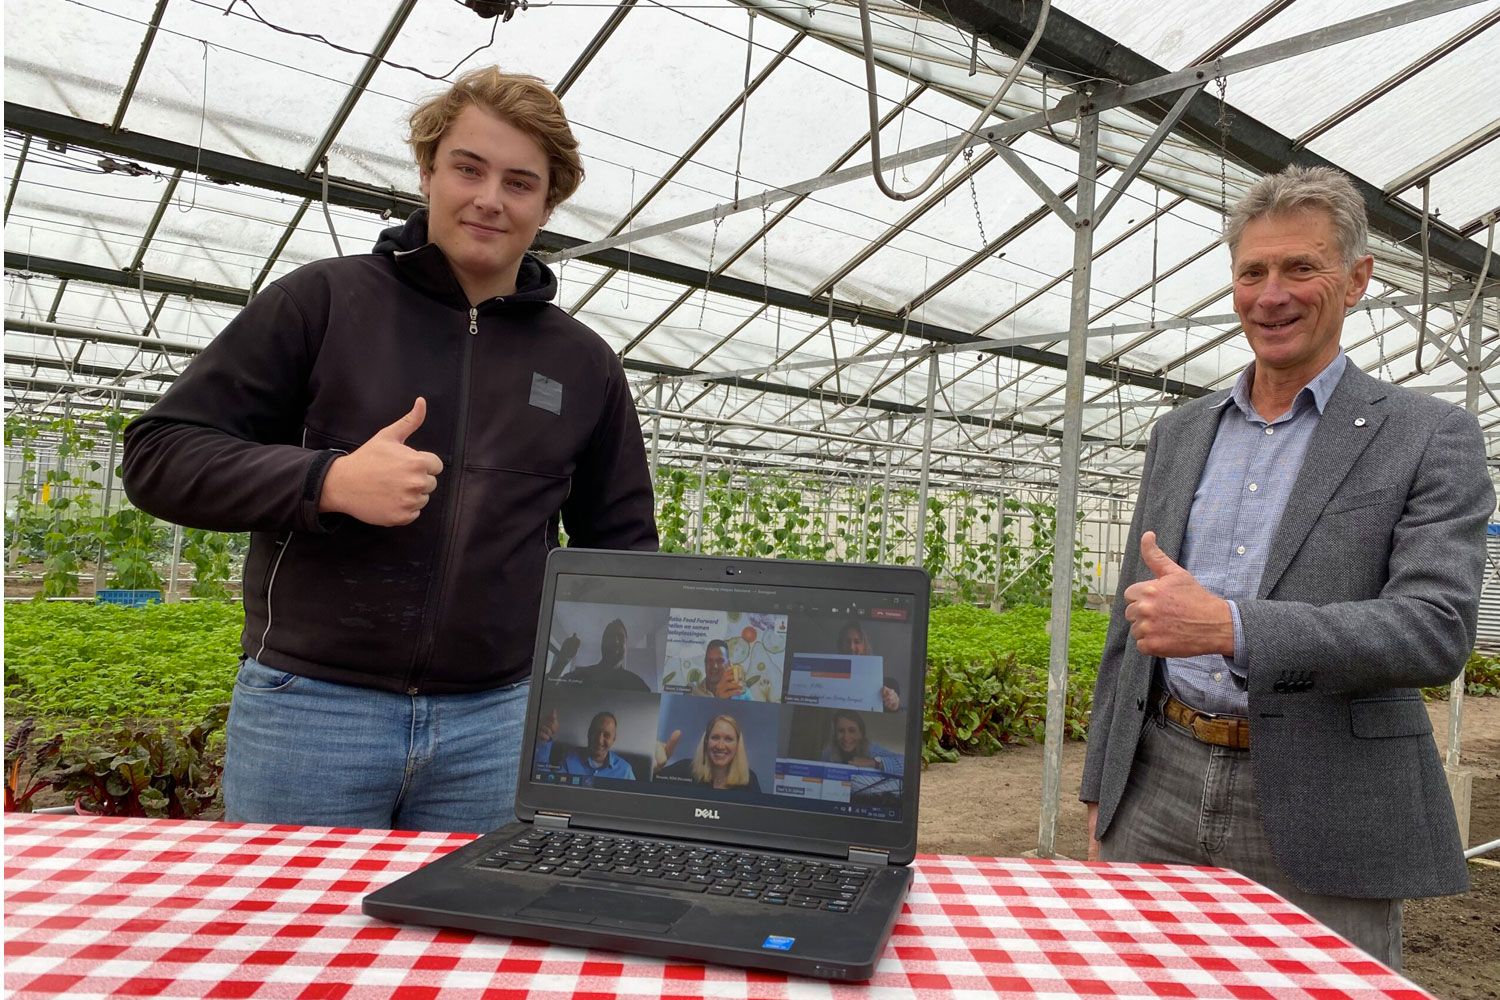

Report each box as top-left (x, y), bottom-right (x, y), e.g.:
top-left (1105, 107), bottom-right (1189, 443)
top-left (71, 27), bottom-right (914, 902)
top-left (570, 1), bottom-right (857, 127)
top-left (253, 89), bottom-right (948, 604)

top-left (5, 814), bottom-right (1434, 999)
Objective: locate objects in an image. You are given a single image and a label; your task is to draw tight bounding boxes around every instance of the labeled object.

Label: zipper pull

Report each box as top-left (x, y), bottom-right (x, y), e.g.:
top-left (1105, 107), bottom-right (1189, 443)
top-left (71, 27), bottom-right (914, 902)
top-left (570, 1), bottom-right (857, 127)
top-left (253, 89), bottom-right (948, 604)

top-left (468, 306), bottom-right (478, 336)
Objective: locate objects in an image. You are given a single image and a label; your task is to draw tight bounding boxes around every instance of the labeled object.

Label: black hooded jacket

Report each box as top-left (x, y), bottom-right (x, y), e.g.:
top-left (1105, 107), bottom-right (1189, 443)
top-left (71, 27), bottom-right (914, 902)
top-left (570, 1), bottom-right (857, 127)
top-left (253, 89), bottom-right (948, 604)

top-left (122, 212), bottom-right (658, 694)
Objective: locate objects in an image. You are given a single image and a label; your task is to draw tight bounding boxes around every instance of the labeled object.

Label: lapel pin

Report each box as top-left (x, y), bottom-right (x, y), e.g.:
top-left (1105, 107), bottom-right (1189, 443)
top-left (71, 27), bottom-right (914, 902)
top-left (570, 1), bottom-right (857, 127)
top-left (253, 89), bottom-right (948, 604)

top-left (1353, 417), bottom-right (1366, 427)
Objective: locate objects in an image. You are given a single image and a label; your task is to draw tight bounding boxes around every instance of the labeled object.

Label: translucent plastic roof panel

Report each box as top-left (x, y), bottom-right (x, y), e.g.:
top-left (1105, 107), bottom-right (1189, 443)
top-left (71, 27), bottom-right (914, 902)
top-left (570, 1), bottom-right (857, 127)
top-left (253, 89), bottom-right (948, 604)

top-left (139, 182), bottom-right (305, 289)
top-left (4, 156), bottom-right (163, 272)
top-left (328, 0), bottom-right (621, 193)
top-left (258, 209), bottom-right (395, 288)
top-left (3, 0), bottom-right (157, 122)
top-left (121, 1), bottom-right (400, 171)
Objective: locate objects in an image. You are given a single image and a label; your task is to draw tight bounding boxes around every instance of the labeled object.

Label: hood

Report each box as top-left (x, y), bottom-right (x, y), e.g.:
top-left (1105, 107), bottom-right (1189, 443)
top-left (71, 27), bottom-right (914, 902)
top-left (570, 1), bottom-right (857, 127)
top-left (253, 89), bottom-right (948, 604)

top-left (373, 209), bottom-right (559, 307)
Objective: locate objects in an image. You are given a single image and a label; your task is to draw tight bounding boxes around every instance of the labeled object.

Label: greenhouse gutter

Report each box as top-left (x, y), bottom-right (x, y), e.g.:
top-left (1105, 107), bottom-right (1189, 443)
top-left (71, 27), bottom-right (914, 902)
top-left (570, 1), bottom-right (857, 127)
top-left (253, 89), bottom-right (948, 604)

top-left (936, 0), bottom-right (1492, 282)
top-left (2, 104), bottom-right (1204, 402)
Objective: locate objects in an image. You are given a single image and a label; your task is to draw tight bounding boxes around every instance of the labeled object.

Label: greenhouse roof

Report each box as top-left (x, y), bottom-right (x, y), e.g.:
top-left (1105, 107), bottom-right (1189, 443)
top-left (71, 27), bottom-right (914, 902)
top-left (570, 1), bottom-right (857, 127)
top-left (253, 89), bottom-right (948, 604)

top-left (5, 0), bottom-right (1499, 494)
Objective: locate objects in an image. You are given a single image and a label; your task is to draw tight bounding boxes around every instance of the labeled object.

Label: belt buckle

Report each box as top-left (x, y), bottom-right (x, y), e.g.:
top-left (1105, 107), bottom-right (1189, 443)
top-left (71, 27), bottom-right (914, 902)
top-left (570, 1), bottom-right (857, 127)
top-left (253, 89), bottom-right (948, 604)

top-left (1186, 710), bottom-right (1221, 745)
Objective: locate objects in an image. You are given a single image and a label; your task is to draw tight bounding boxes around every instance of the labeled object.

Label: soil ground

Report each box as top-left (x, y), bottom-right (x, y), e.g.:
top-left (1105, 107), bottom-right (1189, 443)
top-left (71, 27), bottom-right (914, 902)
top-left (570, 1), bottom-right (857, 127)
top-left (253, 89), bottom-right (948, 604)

top-left (917, 697), bottom-right (1500, 1000)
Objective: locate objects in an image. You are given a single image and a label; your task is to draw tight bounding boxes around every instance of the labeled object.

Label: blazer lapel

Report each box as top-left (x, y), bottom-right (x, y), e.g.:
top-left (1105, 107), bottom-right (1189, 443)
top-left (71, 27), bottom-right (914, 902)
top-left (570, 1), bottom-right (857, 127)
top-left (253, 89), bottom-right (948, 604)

top-left (1258, 365), bottom-right (1387, 597)
top-left (1151, 395), bottom-right (1226, 561)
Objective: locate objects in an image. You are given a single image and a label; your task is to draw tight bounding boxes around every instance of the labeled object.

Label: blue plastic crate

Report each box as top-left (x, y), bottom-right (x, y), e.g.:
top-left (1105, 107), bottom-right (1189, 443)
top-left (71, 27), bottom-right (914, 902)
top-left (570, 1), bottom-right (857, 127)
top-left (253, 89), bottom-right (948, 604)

top-left (96, 589), bottom-right (163, 608)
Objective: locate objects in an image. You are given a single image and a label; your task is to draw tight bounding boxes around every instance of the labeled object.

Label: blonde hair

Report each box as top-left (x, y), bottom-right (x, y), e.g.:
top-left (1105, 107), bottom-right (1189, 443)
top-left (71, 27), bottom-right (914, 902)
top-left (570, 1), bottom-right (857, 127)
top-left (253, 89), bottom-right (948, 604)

top-left (407, 67), bottom-right (583, 208)
top-left (691, 715), bottom-right (750, 787)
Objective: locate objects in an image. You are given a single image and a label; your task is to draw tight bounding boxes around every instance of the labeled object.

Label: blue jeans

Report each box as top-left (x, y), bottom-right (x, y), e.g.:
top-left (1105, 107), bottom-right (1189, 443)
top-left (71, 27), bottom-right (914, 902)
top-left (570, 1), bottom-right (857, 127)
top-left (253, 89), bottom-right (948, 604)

top-left (224, 657), bottom-right (529, 833)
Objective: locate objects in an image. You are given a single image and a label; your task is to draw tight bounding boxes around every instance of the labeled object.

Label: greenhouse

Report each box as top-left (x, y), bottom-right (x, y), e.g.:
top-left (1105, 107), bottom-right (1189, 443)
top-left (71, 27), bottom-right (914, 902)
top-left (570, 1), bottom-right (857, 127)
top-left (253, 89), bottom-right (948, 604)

top-left (5, 0), bottom-right (1500, 994)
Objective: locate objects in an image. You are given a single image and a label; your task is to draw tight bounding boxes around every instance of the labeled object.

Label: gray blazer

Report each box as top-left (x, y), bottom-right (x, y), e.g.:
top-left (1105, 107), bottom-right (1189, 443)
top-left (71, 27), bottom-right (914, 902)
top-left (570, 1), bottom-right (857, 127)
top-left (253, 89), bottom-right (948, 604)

top-left (1080, 363), bottom-right (1494, 899)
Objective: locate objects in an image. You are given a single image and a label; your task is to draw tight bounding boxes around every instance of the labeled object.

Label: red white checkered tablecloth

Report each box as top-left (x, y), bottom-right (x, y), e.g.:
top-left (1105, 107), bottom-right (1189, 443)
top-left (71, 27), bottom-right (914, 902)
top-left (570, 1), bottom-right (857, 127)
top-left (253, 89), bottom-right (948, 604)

top-left (4, 813), bottom-right (1435, 1000)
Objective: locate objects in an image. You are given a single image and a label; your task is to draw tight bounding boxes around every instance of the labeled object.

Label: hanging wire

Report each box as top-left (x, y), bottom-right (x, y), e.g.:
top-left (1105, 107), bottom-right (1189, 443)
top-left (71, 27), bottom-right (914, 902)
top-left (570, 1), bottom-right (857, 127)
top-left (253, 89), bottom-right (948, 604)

top-left (210, 0), bottom-right (498, 81)
top-left (856, 0), bottom-right (1051, 201)
top-left (175, 41), bottom-right (211, 213)
top-left (732, 10), bottom-right (756, 206)
top-left (890, 0), bottom-right (925, 186)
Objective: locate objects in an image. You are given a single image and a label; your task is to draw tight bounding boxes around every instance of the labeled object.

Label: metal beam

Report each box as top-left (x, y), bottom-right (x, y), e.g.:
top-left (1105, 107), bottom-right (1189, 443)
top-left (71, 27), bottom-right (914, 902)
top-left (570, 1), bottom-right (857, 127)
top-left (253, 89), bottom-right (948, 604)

top-left (4, 134), bottom-right (30, 222)
top-left (6, 102), bottom-right (422, 218)
top-left (1294, 7), bottom-right (1500, 150)
top-left (129, 169), bottom-right (183, 273)
top-left (1040, 107), bottom-right (1100, 858)
top-left (609, 33), bottom-right (804, 241)
top-left (252, 199), bottom-right (313, 294)
top-left (2, 373), bottom-right (163, 404)
top-left (555, 0), bottom-right (639, 97)
top-left (5, 253), bottom-right (248, 307)
top-left (7, 318), bottom-right (203, 358)
top-left (111, 0), bottom-right (169, 133)
top-left (0, 107), bottom-right (1201, 397)
top-left (1382, 118), bottom-right (1500, 196)
top-left (1093, 84), bottom-right (1201, 223)
top-left (1186, 0), bottom-right (1301, 66)
top-left (304, 0), bottom-right (419, 175)
top-left (892, 0), bottom-right (1497, 280)
top-left (808, 146), bottom-right (1002, 300)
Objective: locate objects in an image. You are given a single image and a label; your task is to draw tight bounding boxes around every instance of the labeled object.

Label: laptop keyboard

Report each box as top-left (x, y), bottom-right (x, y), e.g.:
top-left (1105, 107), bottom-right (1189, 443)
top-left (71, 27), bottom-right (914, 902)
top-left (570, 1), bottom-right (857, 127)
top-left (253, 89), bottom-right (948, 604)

top-left (476, 829), bottom-right (870, 912)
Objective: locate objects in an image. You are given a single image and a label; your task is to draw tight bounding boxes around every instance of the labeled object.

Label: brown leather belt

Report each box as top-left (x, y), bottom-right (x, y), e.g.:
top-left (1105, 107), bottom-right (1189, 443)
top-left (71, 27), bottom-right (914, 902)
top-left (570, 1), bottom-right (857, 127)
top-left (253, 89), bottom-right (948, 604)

top-left (1161, 693), bottom-right (1251, 750)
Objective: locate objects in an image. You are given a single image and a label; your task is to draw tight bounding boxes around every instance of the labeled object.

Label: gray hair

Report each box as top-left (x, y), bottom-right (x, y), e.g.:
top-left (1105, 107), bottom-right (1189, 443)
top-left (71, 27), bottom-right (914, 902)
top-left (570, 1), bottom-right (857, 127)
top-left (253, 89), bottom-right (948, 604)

top-left (1225, 165), bottom-right (1369, 270)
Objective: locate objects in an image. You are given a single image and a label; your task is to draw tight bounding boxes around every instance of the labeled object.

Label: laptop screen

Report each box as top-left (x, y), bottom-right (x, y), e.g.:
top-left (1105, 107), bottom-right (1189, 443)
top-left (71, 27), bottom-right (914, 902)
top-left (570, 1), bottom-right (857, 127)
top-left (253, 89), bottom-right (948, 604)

top-left (529, 571), bottom-right (919, 825)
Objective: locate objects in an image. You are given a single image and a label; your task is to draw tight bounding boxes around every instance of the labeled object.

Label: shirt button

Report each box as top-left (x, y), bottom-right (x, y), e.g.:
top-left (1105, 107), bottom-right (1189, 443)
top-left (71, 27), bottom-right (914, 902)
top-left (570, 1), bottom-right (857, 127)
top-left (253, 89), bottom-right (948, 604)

top-left (1214, 672), bottom-right (1223, 682)
top-left (1236, 545), bottom-right (1246, 555)
top-left (1265, 427), bottom-right (1275, 435)
top-left (1248, 483), bottom-right (1258, 492)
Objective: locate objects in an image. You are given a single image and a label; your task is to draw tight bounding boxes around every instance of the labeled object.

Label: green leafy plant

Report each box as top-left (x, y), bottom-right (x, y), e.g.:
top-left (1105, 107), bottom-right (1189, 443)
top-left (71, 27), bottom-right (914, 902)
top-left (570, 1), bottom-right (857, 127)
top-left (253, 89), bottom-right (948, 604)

top-left (922, 603), bottom-right (1108, 762)
top-left (102, 507), bottom-right (166, 591)
top-left (15, 707), bottom-right (229, 818)
top-left (1423, 650), bottom-right (1500, 701)
top-left (183, 528), bottom-right (237, 600)
top-left (5, 602), bottom-right (245, 728)
top-left (5, 719), bottom-right (62, 812)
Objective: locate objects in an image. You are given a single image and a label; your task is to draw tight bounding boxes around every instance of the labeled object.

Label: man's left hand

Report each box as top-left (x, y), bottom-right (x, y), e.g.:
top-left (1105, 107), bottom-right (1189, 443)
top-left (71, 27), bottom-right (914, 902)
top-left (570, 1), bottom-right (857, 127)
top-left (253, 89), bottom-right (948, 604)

top-left (1122, 531), bottom-right (1235, 658)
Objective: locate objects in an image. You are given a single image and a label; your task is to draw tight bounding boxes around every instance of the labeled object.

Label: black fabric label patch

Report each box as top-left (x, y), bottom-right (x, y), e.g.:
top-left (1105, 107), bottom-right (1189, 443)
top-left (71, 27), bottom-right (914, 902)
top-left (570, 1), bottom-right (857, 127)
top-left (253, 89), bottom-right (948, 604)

top-left (530, 373), bottom-right (563, 415)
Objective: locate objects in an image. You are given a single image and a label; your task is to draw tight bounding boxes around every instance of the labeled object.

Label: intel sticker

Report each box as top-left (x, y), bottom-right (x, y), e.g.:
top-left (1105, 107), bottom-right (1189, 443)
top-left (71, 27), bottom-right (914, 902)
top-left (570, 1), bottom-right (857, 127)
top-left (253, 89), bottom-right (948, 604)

top-left (762, 936), bottom-right (795, 951)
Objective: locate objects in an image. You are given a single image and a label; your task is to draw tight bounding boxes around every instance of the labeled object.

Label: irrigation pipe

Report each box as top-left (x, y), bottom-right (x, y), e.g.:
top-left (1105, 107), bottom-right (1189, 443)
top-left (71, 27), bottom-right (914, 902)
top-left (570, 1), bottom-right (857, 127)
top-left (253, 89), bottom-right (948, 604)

top-left (1464, 836), bottom-right (1499, 860)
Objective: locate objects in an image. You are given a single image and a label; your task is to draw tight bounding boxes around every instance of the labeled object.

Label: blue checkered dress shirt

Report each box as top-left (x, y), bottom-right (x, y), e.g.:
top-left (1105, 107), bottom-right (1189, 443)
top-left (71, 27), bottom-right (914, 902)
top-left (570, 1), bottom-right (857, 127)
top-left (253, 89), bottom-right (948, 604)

top-left (1161, 353), bottom-right (1347, 717)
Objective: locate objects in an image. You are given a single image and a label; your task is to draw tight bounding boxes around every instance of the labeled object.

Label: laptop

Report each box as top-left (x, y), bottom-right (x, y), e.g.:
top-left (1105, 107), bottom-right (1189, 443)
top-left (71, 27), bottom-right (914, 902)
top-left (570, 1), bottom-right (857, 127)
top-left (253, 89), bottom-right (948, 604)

top-left (364, 548), bottom-right (929, 980)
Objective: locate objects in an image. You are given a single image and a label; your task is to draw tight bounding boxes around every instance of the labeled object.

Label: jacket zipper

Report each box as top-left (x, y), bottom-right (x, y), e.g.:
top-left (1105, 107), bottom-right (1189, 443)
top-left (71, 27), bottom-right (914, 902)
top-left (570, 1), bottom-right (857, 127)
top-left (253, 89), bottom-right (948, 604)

top-left (403, 305), bottom-right (483, 694)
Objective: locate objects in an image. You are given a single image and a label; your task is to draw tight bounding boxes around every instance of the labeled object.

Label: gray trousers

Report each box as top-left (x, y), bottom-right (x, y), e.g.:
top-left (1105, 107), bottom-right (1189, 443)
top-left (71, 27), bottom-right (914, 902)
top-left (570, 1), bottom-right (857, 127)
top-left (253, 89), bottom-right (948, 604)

top-left (1100, 713), bottom-right (1403, 970)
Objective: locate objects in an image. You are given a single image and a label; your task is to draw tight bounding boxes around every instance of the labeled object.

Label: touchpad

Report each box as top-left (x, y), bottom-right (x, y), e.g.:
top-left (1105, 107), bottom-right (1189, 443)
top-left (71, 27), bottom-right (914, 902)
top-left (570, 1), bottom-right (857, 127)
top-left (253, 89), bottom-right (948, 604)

top-left (519, 884), bottom-right (690, 933)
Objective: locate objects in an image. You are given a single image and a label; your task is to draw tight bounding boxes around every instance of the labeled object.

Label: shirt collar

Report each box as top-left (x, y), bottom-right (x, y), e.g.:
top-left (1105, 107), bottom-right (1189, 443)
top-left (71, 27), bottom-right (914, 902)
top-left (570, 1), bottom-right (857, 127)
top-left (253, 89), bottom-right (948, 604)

top-left (1217, 352), bottom-right (1347, 421)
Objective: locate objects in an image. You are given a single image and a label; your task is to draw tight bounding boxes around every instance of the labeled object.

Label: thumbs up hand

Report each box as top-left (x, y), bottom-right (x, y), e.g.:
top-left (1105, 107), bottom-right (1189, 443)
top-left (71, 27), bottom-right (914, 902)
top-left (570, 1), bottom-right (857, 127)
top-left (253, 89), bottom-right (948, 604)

top-left (537, 709), bottom-right (560, 743)
top-left (654, 730), bottom-right (682, 773)
top-left (1121, 531), bottom-right (1235, 658)
top-left (318, 397), bottom-right (445, 526)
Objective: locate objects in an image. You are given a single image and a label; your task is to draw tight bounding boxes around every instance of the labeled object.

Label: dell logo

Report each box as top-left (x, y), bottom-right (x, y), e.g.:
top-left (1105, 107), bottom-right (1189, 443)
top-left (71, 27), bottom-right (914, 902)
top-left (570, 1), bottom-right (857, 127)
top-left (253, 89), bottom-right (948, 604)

top-left (694, 808), bottom-right (721, 820)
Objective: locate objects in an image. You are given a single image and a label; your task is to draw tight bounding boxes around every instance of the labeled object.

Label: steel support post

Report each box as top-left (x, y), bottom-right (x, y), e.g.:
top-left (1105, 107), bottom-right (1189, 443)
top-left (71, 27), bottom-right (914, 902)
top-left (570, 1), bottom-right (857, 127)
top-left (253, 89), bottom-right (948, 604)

top-left (168, 523), bottom-right (183, 601)
top-left (915, 350), bottom-right (939, 572)
top-left (8, 448), bottom-right (28, 570)
top-left (94, 391), bottom-right (122, 593)
top-left (1039, 109), bottom-right (1099, 858)
top-left (649, 380), bottom-right (664, 484)
top-left (695, 446), bottom-right (709, 553)
top-left (1450, 304), bottom-right (1484, 765)
top-left (993, 485), bottom-right (1007, 608)
top-left (879, 416), bottom-right (895, 563)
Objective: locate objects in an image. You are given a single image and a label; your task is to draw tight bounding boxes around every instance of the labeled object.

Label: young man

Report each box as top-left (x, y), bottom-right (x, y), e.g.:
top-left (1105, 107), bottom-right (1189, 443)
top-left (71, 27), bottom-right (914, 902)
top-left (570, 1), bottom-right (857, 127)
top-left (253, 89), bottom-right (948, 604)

top-left (1081, 166), bottom-right (1491, 968)
top-left (122, 68), bottom-right (657, 833)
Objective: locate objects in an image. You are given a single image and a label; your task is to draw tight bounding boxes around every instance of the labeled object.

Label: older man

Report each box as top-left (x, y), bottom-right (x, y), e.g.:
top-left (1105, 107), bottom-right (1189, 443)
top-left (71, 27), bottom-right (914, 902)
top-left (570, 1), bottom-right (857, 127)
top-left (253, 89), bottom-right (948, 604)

top-left (1081, 165), bottom-right (1493, 969)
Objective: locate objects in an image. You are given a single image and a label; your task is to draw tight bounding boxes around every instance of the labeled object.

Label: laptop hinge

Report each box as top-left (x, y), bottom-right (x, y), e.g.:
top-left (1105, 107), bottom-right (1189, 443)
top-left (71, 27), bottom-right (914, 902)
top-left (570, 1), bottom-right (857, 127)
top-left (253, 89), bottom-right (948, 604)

top-left (847, 846), bottom-right (888, 864)
top-left (535, 812), bottom-right (570, 830)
